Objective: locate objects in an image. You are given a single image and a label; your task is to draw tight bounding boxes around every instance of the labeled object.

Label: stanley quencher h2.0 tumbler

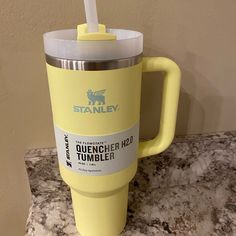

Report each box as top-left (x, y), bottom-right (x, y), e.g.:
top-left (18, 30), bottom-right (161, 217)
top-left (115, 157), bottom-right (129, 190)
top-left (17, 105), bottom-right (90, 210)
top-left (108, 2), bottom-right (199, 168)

top-left (44, 22), bottom-right (181, 236)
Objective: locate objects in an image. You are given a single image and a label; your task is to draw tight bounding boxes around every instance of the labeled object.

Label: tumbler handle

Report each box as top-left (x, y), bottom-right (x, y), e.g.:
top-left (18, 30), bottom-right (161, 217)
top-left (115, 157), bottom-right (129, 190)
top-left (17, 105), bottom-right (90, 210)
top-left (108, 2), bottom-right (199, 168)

top-left (139, 57), bottom-right (181, 158)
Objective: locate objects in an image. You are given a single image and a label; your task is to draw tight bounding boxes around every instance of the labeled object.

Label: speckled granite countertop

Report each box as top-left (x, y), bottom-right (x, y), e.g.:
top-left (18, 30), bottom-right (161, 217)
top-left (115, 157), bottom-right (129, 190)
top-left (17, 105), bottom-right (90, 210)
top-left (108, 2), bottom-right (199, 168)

top-left (25, 132), bottom-right (236, 236)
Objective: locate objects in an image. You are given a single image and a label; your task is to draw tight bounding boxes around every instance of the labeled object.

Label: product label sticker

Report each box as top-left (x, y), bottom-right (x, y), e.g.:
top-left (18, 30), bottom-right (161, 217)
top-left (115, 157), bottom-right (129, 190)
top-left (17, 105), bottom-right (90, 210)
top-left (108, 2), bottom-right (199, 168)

top-left (54, 124), bottom-right (139, 176)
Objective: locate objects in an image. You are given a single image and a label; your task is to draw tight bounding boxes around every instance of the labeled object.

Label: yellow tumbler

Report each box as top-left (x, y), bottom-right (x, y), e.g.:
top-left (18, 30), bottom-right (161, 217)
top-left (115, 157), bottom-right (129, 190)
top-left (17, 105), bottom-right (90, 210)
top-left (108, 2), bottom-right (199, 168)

top-left (44, 24), bottom-right (181, 236)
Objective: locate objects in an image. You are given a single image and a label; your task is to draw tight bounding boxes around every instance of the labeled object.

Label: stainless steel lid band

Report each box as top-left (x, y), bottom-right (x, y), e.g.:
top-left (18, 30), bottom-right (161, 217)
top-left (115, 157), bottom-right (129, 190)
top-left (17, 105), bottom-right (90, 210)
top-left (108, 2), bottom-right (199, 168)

top-left (45, 54), bottom-right (142, 71)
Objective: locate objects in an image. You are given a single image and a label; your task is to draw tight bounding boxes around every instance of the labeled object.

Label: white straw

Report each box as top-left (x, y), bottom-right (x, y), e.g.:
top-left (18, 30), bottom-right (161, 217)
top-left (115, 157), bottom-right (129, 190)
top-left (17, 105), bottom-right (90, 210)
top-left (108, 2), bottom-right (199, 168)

top-left (83, 0), bottom-right (99, 32)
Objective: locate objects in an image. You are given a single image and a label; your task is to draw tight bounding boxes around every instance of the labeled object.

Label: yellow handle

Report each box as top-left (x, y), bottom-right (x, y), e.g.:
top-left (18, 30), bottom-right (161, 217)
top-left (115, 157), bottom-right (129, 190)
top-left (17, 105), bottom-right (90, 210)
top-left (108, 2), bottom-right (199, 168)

top-left (139, 57), bottom-right (181, 158)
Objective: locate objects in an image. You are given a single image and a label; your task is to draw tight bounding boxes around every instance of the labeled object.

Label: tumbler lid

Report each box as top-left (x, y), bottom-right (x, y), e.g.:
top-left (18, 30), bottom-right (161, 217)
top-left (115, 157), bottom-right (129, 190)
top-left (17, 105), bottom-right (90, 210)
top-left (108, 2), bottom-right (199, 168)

top-left (44, 28), bottom-right (143, 61)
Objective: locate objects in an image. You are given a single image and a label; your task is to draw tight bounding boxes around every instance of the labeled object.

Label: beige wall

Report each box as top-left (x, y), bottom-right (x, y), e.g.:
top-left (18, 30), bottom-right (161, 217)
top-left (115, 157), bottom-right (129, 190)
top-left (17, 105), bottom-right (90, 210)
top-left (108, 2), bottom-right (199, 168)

top-left (0, 0), bottom-right (236, 235)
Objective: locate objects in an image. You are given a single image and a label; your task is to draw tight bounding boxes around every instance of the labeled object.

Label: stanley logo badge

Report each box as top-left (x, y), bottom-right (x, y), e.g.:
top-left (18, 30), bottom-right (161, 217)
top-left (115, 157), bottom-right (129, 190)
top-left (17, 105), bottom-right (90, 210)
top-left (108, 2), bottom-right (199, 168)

top-left (87, 89), bottom-right (106, 105)
top-left (73, 89), bottom-right (119, 114)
